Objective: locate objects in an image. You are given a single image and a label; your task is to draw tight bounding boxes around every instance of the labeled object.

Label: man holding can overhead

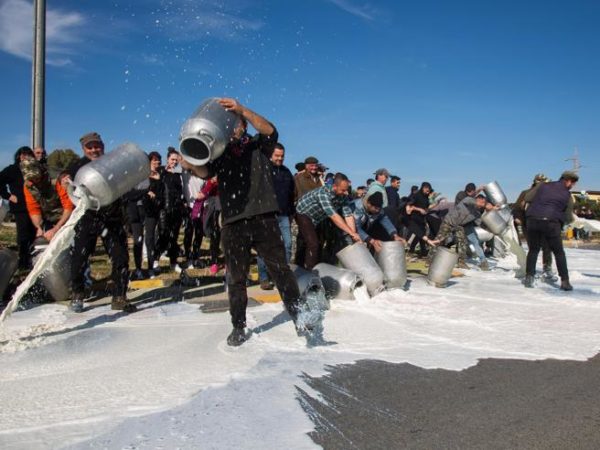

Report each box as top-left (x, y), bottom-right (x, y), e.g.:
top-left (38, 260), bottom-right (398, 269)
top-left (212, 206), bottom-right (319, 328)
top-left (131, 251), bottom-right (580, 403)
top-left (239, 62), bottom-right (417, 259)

top-left (182, 99), bottom-right (307, 346)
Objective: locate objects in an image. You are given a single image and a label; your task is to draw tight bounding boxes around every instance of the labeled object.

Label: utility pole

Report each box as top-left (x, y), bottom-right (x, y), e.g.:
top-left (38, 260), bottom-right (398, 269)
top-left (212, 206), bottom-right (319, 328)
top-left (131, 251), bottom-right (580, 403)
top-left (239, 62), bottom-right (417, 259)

top-left (565, 147), bottom-right (583, 173)
top-left (31, 0), bottom-right (46, 149)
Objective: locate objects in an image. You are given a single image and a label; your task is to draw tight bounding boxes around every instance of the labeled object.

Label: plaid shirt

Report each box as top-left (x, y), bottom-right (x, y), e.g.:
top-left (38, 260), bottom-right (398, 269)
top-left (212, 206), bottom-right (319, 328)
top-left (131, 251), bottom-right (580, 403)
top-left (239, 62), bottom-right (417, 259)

top-left (296, 185), bottom-right (352, 225)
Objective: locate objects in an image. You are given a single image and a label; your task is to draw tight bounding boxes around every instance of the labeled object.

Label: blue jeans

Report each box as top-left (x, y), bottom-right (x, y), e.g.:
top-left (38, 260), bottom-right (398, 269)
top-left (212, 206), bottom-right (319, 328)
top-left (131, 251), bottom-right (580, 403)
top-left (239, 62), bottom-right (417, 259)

top-left (464, 224), bottom-right (487, 262)
top-left (258, 215), bottom-right (292, 281)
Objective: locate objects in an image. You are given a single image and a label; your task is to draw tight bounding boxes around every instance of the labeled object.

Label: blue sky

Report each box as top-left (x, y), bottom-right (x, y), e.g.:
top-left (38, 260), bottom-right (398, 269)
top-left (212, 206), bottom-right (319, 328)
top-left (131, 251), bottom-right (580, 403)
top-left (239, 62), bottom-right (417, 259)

top-left (0, 0), bottom-right (598, 200)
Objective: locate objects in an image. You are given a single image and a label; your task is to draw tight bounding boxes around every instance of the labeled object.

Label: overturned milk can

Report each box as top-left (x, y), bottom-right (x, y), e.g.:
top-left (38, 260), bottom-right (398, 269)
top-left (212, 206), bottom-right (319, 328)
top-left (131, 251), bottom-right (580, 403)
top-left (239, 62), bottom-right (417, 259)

top-left (68, 142), bottom-right (150, 210)
top-left (375, 241), bottom-right (407, 289)
top-left (336, 242), bottom-right (384, 297)
top-left (0, 248), bottom-right (18, 300)
top-left (30, 238), bottom-right (71, 302)
top-left (427, 246), bottom-right (459, 288)
top-left (313, 263), bottom-right (363, 301)
top-left (0, 199), bottom-right (9, 223)
top-left (481, 209), bottom-right (509, 236)
top-left (474, 226), bottom-right (494, 243)
top-left (179, 97), bottom-right (242, 166)
top-left (483, 181), bottom-right (508, 207)
top-left (291, 264), bottom-right (330, 311)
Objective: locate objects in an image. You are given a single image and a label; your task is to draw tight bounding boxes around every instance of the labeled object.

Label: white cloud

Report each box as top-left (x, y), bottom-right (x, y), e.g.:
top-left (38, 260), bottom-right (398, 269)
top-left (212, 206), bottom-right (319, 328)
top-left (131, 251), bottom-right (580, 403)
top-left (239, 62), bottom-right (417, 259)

top-left (326, 0), bottom-right (379, 21)
top-left (0, 0), bottom-right (84, 66)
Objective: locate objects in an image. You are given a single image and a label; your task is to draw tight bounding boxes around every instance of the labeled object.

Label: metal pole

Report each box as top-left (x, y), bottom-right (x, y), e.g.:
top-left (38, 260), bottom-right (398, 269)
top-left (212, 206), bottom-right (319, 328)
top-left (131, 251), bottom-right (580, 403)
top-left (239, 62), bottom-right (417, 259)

top-left (31, 0), bottom-right (46, 149)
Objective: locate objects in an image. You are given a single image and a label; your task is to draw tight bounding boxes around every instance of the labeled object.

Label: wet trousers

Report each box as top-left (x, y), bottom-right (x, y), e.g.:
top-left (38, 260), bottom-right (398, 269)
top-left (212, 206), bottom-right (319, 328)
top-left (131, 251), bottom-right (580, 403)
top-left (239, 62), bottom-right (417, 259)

top-left (525, 218), bottom-right (568, 280)
top-left (71, 212), bottom-right (129, 296)
top-left (221, 213), bottom-right (300, 328)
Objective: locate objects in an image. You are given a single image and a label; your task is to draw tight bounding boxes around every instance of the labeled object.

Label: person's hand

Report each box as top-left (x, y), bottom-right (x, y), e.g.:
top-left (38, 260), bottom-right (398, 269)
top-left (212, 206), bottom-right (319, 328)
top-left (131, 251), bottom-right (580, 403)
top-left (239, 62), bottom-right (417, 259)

top-left (35, 227), bottom-right (44, 238)
top-left (393, 235), bottom-right (407, 245)
top-left (60, 175), bottom-right (72, 190)
top-left (147, 191), bottom-right (156, 199)
top-left (370, 239), bottom-right (383, 253)
top-left (350, 232), bottom-right (361, 242)
top-left (196, 192), bottom-right (206, 200)
top-left (44, 228), bottom-right (56, 242)
top-left (218, 98), bottom-right (245, 115)
top-left (8, 194), bottom-right (17, 204)
top-left (149, 171), bottom-right (160, 180)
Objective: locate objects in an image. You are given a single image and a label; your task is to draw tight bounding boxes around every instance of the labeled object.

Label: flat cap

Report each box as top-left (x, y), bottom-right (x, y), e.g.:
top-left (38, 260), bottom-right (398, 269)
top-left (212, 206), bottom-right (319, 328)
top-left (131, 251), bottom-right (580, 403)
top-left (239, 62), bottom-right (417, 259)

top-left (560, 170), bottom-right (579, 182)
top-left (374, 168), bottom-right (390, 177)
top-left (79, 131), bottom-right (103, 147)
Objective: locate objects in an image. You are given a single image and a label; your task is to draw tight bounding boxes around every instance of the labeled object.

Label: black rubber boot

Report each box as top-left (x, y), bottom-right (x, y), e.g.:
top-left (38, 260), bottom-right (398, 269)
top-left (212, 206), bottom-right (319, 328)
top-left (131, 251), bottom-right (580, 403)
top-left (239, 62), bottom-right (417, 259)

top-left (70, 292), bottom-right (85, 313)
top-left (111, 295), bottom-right (138, 313)
top-left (227, 327), bottom-right (247, 346)
top-left (523, 275), bottom-right (535, 288)
top-left (560, 279), bottom-right (573, 291)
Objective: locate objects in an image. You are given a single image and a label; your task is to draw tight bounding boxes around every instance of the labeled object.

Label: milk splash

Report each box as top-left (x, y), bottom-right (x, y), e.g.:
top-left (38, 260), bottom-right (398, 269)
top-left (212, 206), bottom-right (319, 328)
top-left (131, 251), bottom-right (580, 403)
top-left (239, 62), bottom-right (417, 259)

top-left (0, 195), bottom-right (90, 323)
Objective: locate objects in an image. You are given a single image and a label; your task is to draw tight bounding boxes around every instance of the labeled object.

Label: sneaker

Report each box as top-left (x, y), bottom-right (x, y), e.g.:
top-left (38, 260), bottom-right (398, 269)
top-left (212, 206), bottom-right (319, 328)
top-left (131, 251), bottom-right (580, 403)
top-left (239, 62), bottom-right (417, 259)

top-left (171, 264), bottom-right (182, 274)
top-left (523, 275), bottom-right (535, 288)
top-left (111, 295), bottom-right (137, 313)
top-left (227, 327), bottom-right (247, 346)
top-left (479, 260), bottom-right (490, 271)
top-left (209, 264), bottom-right (219, 275)
top-left (147, 268), bottom-right (156, 279)
top-left (560, 279), bottom-right (573, 291)
top-left (152, 260), bottom-right (159, 270)
top-left (260, 280), bottom-right (274, 290)
top-left (70, 293), bottom-right (84, 313)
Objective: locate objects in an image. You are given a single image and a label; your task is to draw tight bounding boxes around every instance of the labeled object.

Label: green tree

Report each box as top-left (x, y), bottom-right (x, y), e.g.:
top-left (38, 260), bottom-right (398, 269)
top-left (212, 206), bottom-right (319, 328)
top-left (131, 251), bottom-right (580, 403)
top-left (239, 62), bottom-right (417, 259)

top-left (47, 149), bottom-right (80, 177)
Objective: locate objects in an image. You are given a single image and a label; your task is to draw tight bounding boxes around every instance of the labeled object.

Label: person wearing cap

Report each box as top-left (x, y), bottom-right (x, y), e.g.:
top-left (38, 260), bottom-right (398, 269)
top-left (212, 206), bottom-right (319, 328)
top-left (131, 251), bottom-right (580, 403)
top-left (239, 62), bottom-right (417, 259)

top-left (293, 156), bottom-right (324, 266)
top-left (181, 98), bottom-right (306, 347)
top-left (296, 173), bottom-right (360, 269)
top-left (351, 191), bottom-right (406, 253)
top-left (66, 132), bottom-right (136, 313)
top-left (513, 173), bottom-right (553, 276)
top-left (294, 156), bottom-right (323, 200)
top-left (21, 157), bottom-right (73, 242)
top-left (523, 170), bottom-right (579, 291)
top-left (366, 168), bottom-right (390, 208)
top-left (0, 146), bottom-right (36, 269)
top-left (430, 194), bottom-right (494, 270)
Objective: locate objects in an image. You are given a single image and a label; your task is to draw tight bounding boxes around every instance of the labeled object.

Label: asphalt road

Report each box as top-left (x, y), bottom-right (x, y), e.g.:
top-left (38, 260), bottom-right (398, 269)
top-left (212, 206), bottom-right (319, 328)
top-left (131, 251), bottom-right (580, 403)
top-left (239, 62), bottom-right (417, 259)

top-left (300, 356), bottom-right (600, 449)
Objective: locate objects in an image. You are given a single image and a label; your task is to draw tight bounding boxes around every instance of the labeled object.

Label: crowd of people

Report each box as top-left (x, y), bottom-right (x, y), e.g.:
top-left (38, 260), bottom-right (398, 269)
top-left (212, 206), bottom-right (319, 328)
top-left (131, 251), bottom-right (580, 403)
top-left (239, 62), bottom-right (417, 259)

top-left (0, 98), bottom-right (586, 345)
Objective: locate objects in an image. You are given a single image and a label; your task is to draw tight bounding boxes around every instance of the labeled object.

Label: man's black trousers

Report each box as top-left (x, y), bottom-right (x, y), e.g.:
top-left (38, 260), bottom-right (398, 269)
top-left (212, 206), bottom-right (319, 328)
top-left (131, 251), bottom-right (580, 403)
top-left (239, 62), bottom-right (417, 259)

top-left (221, 213), bottom-right (300, 328)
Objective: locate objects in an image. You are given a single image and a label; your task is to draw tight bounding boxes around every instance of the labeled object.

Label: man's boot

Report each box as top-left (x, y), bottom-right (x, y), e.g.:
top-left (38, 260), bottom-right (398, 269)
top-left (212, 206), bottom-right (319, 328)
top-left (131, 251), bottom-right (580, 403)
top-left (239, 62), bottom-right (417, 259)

top-left (542, 264), bottom-right (558, 282)
top-left (479, 260), bottom-right (490, 271)
top-left (523, 275), bottom-right (535, 288)
top-left (560, 279), bottom-right (573, 291)
top-left (70, 292), bottom-right (85, 313)
top-left (111, 295), bottom-right (137, 313)
top-left (260, 279), bottom-right (274, 290)
top-left (227, 327), bottom-right (247, 346)
top-left (456, 260), bottom-right (469, 270)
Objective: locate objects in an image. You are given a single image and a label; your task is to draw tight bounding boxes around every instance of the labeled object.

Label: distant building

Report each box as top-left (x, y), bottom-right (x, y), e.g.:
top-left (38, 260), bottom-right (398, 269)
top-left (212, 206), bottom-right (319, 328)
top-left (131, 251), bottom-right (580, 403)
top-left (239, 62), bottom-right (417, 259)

top-left (572, 190), bottom-right (600, 204)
